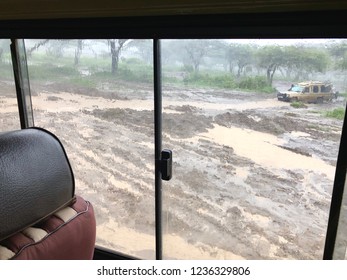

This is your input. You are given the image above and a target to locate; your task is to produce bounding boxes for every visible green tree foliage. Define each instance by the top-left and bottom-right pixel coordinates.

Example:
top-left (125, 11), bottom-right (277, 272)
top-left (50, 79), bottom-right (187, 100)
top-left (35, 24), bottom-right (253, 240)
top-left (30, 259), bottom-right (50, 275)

top-left (129, 39), bottom-right (153, 65)
top-left (282, 45), bottom-right (329, 79)
top-left (298, 47), bottom-right (329, 73)
top-left (257, 46), bottom-right (285, 86)
top-left (257, 45), bottom-right (330, 86)
top-left (329, 42), bottom-right (347, 70)
top-left (226, 43), bottom-right (254, 77)
top-left (183, 40), bottom-right (211, 73)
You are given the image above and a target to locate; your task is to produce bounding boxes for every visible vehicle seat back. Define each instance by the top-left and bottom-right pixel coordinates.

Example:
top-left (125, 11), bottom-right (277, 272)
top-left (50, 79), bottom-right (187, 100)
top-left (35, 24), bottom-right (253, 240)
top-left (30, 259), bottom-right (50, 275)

top-left (0, 127), bottom-right (96, 259)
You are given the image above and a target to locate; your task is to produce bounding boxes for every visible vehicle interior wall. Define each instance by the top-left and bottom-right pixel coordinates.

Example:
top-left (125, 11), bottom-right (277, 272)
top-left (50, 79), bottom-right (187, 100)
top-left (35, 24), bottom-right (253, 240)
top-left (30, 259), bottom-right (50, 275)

top-left (0, 0), bottom-right (346, 20)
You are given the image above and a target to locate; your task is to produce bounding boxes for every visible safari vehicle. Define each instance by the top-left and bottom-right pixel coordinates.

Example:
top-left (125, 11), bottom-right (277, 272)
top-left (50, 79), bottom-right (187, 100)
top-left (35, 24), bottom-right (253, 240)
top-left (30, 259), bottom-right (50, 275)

top-left (1, 0), bottom-right (347, 262)
top-left (277, 81), bottom-right (338, 103)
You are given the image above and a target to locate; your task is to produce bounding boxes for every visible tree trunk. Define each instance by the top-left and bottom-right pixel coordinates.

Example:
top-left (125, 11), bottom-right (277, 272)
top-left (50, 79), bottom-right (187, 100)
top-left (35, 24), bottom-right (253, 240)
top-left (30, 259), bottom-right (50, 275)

top-left (228, 61), bottom-right (233, 73)
top-left (109, 39), bottom-right (129, 75)
top-left (110, 40), bottom-right (117, 74)
top-left (269, 66), bottom-right (277, 86)
top-left (237, 63), bottom-right (245, 78)
top-left (266, 67), bottom-right (272, 86)
top-left (266, 64), bottom-right (277, 86)
top-left (194, 62), bottom-right (199, 73)
top-left (74, 40), bottom-right (83, 66)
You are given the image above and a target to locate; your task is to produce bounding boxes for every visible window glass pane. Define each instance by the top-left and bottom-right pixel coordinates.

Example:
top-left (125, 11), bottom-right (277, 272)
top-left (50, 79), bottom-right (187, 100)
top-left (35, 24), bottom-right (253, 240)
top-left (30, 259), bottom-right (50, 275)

top-left (26, 39), bottom-right (155, 259)
top-left (162, 39), bottom-right (346, 259)
top-left (0, 39), bottom-right (20, 131)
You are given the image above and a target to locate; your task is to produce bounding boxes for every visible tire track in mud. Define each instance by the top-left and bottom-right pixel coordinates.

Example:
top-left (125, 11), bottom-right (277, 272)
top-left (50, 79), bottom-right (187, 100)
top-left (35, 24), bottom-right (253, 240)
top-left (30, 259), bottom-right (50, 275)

top-left (164, 141), bottom-right (331, 258)
top-left (35, 111), bottom-right (156, 237)
top-left (160, 102), bottom-right (338, 259)
top-left (30, 90), bottom-right (344, 259)
top-left (162, 134), bottom-right (276, 258)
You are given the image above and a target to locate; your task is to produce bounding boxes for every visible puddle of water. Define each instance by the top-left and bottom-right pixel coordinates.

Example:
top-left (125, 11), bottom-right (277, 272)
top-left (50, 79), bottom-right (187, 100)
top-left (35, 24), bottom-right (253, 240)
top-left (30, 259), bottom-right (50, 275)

top-left (200, 124), bottom-right (335, 180)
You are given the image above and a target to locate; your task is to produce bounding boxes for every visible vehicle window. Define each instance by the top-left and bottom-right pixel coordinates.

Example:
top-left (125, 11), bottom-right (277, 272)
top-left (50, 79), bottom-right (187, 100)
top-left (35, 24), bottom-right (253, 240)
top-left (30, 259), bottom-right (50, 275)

top-left (162, 39), bottom-right (346, 259)
top-left (0, 39), bottom-right (20, 131)
top-left (304, 87), bottom-right (310, 93)
top-left (25, 39), bottom-right (156, 259)
top-left (313, 85), bottom-right (319, 93)
top-left (21, 38), bottom-right (347, 260)
top-left (291, 85), bottom-right (303, 92)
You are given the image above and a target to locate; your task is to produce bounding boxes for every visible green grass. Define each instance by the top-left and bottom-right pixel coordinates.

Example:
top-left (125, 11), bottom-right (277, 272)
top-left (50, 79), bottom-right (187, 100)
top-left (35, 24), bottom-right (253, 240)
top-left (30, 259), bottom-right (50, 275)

top-left (69, 77), bottom-right (97, 88)
top-left (290, 101), bottom-right (307, 108)
top-left (118, 64), bottom-right (153, 83)
top-left (28, 64), bottom-right (80, 81)
top-left (324, 108), bottom-right (345, 120)
top-left (0, 63), bottom-right (14, 79)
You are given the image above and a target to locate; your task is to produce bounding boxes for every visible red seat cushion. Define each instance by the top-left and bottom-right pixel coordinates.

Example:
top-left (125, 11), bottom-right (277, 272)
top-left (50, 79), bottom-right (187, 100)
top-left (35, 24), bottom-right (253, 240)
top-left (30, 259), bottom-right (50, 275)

top-left (0, 196), bottom-right (96, 260)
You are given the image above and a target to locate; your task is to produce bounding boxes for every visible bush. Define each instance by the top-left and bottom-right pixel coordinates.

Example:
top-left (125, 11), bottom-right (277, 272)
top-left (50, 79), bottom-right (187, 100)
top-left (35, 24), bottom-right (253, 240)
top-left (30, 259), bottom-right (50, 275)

top-left (213, 75), bottom-right (236, 89)
top-left (181, 73), bottom-right (277, 92)
top-left (183, 73), bottom-right (235, 89)
top-left (237, 76), bottom-right (274, 93)
top-left (117, 66), bottom-right (153, 83)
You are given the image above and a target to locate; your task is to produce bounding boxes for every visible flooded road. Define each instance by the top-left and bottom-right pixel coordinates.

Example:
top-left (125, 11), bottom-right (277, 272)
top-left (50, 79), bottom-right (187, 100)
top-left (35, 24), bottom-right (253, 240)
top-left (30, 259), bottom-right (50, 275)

top-left (2, 84), bottom-right (344, 259)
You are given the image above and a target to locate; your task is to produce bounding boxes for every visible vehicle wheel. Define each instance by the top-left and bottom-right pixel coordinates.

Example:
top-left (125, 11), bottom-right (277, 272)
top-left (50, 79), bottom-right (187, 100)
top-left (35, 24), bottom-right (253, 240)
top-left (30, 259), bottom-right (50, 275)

top-left (317, 97), bottom-right (323, 104)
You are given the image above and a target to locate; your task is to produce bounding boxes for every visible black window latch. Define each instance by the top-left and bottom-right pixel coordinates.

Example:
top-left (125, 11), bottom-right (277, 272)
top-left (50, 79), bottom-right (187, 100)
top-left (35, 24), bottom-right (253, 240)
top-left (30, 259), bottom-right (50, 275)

top-left (161, 149), bottom-right (172, 181)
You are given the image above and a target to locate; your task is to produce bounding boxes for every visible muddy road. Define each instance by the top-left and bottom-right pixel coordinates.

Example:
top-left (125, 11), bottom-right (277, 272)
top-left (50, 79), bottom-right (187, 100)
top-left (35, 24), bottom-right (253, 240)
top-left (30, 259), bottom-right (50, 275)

top-left (1, 81), bottom-right (345, 259)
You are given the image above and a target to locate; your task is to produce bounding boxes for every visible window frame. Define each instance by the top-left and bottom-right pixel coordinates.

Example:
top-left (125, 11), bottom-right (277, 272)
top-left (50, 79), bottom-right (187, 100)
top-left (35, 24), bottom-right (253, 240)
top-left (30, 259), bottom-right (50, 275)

top-left (4, 10), bottom-right (347, 260)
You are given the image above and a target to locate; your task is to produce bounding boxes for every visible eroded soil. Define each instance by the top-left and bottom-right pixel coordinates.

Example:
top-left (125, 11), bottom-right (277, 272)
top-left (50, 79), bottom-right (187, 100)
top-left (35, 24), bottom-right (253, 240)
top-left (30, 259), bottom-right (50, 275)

top-left (1, 80), bottom-right (345, 259)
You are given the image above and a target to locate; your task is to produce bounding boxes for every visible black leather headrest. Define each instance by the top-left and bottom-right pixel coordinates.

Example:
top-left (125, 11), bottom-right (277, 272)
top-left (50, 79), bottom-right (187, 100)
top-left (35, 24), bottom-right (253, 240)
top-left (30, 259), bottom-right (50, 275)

top-left (0, 127), bottom-right (75, 241)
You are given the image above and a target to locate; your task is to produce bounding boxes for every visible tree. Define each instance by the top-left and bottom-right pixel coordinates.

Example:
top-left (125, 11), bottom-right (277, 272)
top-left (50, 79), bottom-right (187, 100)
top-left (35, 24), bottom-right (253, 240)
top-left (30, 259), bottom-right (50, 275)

top-left (257, 45), bottom-right (329, 85)
top-left (329, 42), bottom-right (347, 70)
top-left (129, 39), bottom-right (153, 65)
top-left (280, 45), bottom-right (329, 80)
top-left (257, 46), bottom-right (285, 86)
top-left (26, 39), bottom-right (50, 57)
top-left (299, 47), bottom-right (329, 76)
top-left (183, 40), bottom-right (210, 73)
top-left (226, 43), bottom-right (254, 77)
top-left (108, 39), bottom-right (131, 75)
top-left (74, 40), bottom-right (83, 66)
